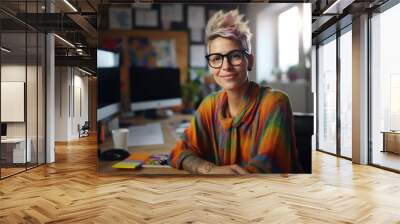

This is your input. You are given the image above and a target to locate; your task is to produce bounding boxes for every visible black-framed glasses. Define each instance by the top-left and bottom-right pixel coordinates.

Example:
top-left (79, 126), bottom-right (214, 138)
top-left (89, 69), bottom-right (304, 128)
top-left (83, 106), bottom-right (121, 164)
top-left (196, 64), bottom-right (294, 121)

top-left (205, 49), bottom-right (248, 68)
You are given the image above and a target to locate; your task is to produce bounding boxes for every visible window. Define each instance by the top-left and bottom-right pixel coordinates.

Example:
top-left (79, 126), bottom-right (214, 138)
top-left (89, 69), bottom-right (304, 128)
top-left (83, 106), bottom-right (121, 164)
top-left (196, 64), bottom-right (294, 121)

top-left (317, 37), bottom-right (337, 154)
top-left (256, 8), bottom-right (276, 82)
top-left (278, 7), bottom-right (299, 72)
top-left (371, 2), bottom-right (400, 171)
top-left (0, 1), bottom-right (47, 179)
top-left (339, 28), bottom-right (352, 158)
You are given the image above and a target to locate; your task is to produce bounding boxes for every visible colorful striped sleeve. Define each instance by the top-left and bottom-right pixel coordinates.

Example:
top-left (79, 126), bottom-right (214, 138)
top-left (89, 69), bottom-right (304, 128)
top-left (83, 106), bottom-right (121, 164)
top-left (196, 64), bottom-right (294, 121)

top-left (168, 95), bottom-right (215, 169)
top-left (244, 91), bottom-right (299, 173)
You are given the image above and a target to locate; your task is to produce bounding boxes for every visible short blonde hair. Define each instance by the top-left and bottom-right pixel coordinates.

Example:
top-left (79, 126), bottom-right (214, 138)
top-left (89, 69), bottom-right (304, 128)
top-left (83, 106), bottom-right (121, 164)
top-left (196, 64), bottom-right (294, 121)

top-left (205, 9), bottom-right (252, 53)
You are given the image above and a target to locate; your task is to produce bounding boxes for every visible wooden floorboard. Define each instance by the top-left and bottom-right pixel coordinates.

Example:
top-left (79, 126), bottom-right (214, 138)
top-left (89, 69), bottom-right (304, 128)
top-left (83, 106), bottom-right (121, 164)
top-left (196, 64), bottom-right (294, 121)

top-left (1, 135), bottom-right (400, 223)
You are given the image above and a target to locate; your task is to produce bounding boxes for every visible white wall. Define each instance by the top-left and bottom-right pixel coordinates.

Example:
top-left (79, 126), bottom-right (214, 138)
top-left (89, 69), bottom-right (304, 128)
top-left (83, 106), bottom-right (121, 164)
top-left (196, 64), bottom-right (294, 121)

top-left (55, 67), bottom-right (89, 141)
top-left (1, 64), bottom-right (46, 164)
top-left (268, 81), bottom-right (311, 113)
top-left (72, 72), bottom-right (89, 138)
top-left (55, 67), bottom-right (69, 141)
top-left (1, 65), bottom-right (37, 136)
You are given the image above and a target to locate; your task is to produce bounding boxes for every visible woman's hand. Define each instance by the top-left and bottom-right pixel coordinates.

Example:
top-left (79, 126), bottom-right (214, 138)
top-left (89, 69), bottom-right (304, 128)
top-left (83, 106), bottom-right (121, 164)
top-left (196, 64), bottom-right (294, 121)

top-left (182, 156), bottom-right (249, 174)
top-left (199, 164), bottom-right (249, 174)
top-left (229, 164), bottom-right (249, 174)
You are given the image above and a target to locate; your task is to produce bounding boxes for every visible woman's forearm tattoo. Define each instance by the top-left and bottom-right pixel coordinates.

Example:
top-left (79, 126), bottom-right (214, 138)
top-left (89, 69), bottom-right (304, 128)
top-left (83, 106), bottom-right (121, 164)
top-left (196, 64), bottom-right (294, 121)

top-left (182, 156), bottom-right (214, 174)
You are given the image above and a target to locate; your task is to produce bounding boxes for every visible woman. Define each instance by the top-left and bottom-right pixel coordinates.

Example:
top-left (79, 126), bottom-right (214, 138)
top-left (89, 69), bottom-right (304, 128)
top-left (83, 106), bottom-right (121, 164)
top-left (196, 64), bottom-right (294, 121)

top-left (169, 9), bottom-right (300, 174)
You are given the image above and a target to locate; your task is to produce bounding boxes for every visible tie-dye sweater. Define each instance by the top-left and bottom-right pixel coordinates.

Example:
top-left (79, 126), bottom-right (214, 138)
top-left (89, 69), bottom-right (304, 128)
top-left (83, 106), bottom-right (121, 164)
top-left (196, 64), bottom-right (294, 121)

top-left (169, 81), bottom-right (300, 173)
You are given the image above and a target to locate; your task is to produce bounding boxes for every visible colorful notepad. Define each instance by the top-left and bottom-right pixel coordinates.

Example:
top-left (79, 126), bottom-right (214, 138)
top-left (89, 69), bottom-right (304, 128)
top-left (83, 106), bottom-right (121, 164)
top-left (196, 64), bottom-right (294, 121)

top-left (112, 153), bottom-right (169, 169)
top-left (127, 152), bottom-right (150, 161)
top-left (145, 154), bottom-right (169, 166)
top-left (112, 159), bottom-right (143, 169)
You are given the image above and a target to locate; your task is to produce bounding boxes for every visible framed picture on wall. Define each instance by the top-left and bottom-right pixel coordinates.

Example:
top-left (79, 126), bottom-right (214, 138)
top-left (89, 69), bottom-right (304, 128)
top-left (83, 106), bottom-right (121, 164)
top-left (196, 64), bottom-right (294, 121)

top-left (1, 81), bottom-right (25, 122)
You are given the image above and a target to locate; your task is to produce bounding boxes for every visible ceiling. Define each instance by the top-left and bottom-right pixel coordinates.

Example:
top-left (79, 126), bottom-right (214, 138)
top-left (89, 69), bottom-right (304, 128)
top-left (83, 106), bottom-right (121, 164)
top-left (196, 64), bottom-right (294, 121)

top-left (0, 0), bottom-right (393, 71)
top-left (311, 0), bottom-right (389, 43)
top-left (0, 0), bottom-right (102, 71)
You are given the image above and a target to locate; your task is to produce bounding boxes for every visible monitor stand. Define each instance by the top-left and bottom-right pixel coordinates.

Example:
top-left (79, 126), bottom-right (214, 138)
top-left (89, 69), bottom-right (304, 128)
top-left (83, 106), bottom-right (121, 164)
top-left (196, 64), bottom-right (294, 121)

top-left (144, 109), bottom-right (173, 119)
top-left (143, 109), bottom-right (157, 119)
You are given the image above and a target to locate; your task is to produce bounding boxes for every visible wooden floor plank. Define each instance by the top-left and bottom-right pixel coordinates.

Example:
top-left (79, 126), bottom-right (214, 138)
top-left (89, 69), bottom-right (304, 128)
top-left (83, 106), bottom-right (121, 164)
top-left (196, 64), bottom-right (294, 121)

top-left (0, 135), bottom-right (399, 223)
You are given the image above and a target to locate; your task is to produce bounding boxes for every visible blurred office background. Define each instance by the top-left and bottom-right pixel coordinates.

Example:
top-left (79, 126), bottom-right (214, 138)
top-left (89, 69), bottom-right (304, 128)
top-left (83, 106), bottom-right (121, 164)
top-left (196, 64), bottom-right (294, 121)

top-left (96, 3), bottom-right (313, 173)
top-left (2, 0), bottom-right (399, 178)
top-left (97, 3), bottom-right (312, 115)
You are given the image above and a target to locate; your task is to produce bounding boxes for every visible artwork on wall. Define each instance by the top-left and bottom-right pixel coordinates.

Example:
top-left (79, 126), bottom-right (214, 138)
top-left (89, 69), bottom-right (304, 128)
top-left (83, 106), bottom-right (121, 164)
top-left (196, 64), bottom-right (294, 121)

top-left (1, 82), bottom-right (25, 122)
top-left (161, 4), bottom-right (183, 23)
top-left (101, 37), bottom-right (123, 51)
top-left (152, 40), bottom-right (177, 67)
top-left (128, 37), bottom-right (157, 67)
top-left (190, 28), bottom-right (203, 42)
top-left (109, 7), bottom-right (132, 29)
top-left (135, 9), bottom-right (158, 27)
top-left (128, 37), bottom-right (177, 67)
top-left (187, 6), bottom-right (205, 29)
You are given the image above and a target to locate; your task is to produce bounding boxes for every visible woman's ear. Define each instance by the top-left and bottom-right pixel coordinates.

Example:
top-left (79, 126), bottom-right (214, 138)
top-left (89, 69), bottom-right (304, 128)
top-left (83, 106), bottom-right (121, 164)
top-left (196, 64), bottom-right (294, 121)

top-left (247, 53), bottom-right (254, 71)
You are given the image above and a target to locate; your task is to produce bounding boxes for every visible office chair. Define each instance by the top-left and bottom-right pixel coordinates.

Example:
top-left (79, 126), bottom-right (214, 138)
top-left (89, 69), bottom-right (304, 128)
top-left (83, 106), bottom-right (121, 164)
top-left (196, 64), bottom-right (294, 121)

top-left (78, 121), bottom-right (90, 138)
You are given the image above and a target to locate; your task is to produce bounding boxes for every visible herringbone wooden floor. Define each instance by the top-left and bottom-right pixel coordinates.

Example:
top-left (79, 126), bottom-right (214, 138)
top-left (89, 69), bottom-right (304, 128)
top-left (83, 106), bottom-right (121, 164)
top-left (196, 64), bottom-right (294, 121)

top-left (1, 135), bottom-right (400, 223)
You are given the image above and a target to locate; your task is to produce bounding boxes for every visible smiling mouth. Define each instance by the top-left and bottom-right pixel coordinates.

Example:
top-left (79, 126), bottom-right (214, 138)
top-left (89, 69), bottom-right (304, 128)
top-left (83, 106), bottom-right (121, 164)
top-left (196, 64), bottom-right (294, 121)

top-left (220, 74), bottom-right (236, 78)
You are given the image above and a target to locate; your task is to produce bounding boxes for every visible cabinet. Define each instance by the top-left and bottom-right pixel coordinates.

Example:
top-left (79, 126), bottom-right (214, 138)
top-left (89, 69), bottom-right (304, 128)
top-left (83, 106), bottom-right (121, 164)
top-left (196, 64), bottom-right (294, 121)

top-left (1, 138), bottom-right (32, 164)
top-left (382, 131), bottom-right (400, 154)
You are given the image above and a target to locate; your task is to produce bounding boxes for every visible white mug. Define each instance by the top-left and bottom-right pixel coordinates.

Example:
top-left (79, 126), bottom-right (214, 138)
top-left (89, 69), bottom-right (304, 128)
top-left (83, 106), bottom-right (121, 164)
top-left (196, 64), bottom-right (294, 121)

top-left (111, 128), bottom-right (129, 150)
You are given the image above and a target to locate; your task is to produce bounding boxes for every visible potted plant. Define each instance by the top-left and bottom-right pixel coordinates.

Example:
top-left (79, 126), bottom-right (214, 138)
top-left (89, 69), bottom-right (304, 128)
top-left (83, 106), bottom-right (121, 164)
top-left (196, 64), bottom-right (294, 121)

top-left (181, 69), bottom-right (207, 114)
top-left (287, 64), bottom-right (309, 82)
top-left (271, 67), bottom-right (282, 82)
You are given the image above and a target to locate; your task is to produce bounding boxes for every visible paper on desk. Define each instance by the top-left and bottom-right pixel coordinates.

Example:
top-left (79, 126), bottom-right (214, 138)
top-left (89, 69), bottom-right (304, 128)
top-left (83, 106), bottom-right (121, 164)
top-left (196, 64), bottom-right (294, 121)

top-left (128, 123), bottom-right (164, 146)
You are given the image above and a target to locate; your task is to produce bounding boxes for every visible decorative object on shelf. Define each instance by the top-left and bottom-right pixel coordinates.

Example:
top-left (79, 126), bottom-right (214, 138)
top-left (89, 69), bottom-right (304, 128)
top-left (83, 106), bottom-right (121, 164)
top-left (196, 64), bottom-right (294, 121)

top-left (271, 67), bottom-right (283, 82)
top-left (287, 64), bottom-right (310, 82)
top-left (381, 131), bottom-right (400, 154)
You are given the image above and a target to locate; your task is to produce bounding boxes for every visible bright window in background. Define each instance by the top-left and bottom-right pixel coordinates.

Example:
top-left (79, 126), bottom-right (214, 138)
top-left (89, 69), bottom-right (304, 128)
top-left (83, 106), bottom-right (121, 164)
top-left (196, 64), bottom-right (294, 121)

top-left (256, 8), bottom-right (276, 82)
top-left (317, 37), bottom-right (337, 155)
top-left (371, 2), bottom-right (400, 171)
top-left (97, 49), bottom-right (120, 68)
top-left (339, 28), bottom-right (352, 158)
top-left (312, 45), bottom-right (317, 150)
top-left (390, 74), bottom-right (400, 130)
top-left (302, 3), bottom-right (312, 64)
top-left (278, 6), bottom-right (299, 72)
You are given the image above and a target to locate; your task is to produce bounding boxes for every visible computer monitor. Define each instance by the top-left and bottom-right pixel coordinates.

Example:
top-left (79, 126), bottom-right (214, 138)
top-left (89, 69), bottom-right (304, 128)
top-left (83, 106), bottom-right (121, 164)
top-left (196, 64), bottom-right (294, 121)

top-left (97, 49), bottom-right (120, 68)
top-left (1, 123), bottom-right (7, 138)
top-left (130, 66), bottom-right (182, 111)
top-left (97, 67), bottom-right (121, 121)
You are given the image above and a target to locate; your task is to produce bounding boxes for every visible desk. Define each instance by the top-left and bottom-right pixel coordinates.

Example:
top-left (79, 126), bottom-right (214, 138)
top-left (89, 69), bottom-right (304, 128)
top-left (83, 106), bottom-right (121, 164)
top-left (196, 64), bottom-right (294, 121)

top-left (98, 114), bottom-right (190, 175)
top-left (1, 138), bottom-right (32, 163)
top-left (381, 131), bottom-right (400, 154)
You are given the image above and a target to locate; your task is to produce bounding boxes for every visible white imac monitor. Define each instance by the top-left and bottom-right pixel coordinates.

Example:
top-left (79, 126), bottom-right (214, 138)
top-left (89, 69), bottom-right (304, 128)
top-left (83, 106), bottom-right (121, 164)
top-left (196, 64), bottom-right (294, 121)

top-left (130, 66), bottom-right (182, 111)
